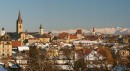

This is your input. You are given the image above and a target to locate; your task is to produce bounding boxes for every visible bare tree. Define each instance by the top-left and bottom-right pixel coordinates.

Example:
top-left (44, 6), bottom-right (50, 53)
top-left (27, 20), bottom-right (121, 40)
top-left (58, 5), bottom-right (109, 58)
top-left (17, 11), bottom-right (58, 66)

top-left (26, 46), bottom-right (61, 71)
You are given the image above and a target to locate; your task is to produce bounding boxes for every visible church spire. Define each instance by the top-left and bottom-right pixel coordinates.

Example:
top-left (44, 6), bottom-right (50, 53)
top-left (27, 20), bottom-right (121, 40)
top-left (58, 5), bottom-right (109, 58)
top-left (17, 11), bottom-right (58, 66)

top-left (92, 27), bottom-right (96, 36)
top-left (93, 27), bottom-right (95, 32)
top-left (18, 10), bottom-right (22, 22)
top-left (16, 10), bottom-right (23, 34)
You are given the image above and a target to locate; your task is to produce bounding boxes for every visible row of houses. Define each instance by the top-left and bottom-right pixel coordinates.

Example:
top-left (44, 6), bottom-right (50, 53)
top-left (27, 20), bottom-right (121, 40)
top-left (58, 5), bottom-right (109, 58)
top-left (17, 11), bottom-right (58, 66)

top-left (0, 27), bottom-right (130, 70)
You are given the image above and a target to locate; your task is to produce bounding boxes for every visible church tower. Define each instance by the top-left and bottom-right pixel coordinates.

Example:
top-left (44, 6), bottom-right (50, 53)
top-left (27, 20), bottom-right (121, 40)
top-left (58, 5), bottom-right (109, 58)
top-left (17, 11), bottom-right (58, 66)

top-left (1, 27), bottom-right (5, 36)
top-left (39, 24), bottom-right (44, 35)
top-left (92, 27), bottom-right (96, 36)
top-left (16, 11), bottom-right (23, 34)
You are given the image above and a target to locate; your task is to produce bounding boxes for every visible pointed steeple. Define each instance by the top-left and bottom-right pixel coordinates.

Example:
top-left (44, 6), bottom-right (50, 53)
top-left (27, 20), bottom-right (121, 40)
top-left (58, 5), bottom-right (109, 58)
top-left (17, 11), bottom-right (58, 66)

top-left (92, 27), bottom-right (96, 36)
top-left (17, 10), bottom-right (22, 22)
top-left (93, 27), bottom-right (95, 32)
top-left (18, 10), bottom-right (21, 17)
top-left (16, 10), bottom-right (23, 34)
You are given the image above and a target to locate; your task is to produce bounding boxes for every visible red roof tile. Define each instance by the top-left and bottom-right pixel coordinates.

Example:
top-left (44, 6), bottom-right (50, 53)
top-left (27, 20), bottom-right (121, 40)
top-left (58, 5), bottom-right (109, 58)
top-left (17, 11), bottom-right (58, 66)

top-left (12, 41), bottom-right (21, 48)
top-left (76, 29), bottom-right (82, 34)
top-left (69, 34), bottom-right (77, 39)
top-left (58, 32), bottom-right (69, 39)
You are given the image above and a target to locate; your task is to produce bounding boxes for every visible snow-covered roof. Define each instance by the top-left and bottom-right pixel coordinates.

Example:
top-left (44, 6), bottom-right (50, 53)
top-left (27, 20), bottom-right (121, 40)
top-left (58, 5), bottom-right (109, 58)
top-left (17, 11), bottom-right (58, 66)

top-left (61, 43), bottom-right (72, 47)
top-left (73, 40), bottom-right (98, 44)
top-left (12, 51), bottom-right (17, 54)
top-left (0, 62), bottom-right (4, 65)
top-left (18, 46), bottom-right (29, 51)
top-left (56, 65), bottom-right (73, 70)
top-left (8, 62), bottom-right (19, 68)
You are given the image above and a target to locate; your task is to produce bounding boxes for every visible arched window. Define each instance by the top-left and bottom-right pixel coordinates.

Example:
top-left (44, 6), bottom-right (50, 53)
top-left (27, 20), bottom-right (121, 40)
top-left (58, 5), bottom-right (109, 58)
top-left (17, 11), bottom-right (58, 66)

top-left (20, 25), bottom-right (21, 28)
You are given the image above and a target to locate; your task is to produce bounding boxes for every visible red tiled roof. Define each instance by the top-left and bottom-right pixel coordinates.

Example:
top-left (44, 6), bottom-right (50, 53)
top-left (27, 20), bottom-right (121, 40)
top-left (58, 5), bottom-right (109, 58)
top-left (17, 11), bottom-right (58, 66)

top-left (58, 32), bottom-right (69, 39)
top-left (12, 41), bottom-right (21, 48)
top-left (69, 34), bottom-right (77, 39)
top-left (76, 29), bottom-right (82, 34)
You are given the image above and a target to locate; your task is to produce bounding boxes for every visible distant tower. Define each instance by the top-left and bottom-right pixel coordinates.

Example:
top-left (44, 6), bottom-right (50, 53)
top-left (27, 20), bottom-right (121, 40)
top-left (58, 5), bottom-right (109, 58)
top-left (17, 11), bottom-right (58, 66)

top-left (92, 27), bottom-right (96, 35)
top-left (39, 24), bottom-right (44, 35)
top-left (16, 11), bottom-right (23, 34)
top-left (1, 27), bottom-right (5, 36)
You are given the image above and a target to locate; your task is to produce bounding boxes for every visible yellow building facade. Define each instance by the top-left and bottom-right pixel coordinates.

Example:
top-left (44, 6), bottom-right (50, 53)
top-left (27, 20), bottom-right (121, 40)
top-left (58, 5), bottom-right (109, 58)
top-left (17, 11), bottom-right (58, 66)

top-left (0, 41), bottom-right (12, 58)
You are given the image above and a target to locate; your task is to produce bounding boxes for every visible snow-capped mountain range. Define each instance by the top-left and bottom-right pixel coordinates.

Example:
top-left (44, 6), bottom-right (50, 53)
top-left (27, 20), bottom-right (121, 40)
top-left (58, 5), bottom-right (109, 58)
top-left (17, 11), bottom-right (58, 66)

top-left (51, 27), bottom-right (130, 35)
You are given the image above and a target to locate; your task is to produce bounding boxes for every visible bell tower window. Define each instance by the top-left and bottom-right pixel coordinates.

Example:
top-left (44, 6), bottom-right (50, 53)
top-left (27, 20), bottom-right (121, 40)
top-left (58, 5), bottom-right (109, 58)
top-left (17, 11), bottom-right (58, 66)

top-left (20, 25), bottom-right (21, 28)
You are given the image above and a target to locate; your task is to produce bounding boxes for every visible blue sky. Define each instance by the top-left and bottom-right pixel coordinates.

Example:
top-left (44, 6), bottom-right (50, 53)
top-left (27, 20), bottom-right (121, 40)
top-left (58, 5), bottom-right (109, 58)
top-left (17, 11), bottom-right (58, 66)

top-left (0, 0), bottom-right (130, 32)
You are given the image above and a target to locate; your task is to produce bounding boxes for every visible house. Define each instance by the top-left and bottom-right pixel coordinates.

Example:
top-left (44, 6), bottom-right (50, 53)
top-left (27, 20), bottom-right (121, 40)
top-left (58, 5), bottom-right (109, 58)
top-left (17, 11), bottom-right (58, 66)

top-left (39, 33), bottom-right (50, 43)
top-left (28, 38), bottom-right (40, 44)
top-left (16, 56), bottom-right (28, 69)
top-left (75, 47), bottom-right (105, 62)
top-left (85, 50), bottom-right (98, 60)
top-left (57, 32), bottom-right (78, 43)
top-left (12, 41), bottom-right (22, 56)
top-left (57, 32), bottom-right (69, 43)
top-left (0, 41), bottom-right (12, 58)
top-left (17, 46), bottom-right (29, 52)
top-left (12, 41), bottom-right (22, 48)
top-left (18, 32), bottom-right (28, 44)
top-left (75, 29), bottom-right (84, 39)
top-left (47, 48), bottom-right (59, 59)
top-left (68, 34), bottom-right (77, 42)
top-left (8, 61), bottom-right (20, 71)
top-left (111, 63), bottom-right (128, 71)
top-left (119, 49), bottom-right (130, 57)
top-left (73, 40), bottom-right (98, 46)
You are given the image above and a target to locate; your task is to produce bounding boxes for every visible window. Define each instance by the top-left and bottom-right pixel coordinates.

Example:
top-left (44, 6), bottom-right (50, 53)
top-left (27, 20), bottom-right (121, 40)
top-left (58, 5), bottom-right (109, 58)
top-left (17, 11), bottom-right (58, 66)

top-left (20, 25), bottom-right (21, 28)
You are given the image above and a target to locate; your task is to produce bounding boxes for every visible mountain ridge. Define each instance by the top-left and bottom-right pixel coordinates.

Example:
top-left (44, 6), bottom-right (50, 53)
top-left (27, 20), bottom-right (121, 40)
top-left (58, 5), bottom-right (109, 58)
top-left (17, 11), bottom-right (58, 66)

top-left (51, 27), bottom-right (130, 35)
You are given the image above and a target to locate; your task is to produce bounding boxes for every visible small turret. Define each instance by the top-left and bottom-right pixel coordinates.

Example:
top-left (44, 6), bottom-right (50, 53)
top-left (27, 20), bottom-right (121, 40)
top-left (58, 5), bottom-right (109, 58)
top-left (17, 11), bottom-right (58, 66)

top-left (92, 27), bottom-right (96, 36)
top-left (1, 27), bottom-right (6, 36)
top-left (39, 24), bottom-right (44, 35)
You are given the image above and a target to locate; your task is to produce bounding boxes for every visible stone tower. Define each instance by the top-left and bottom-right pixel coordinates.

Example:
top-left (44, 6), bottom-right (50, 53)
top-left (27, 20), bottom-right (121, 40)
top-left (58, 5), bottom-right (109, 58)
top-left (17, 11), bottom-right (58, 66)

top-left (16, 11), bottom-right (23, 34)
top-left (92, 27), bottom-right (96, 36)
top-left (39, 24), bottom-right (44, 35)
